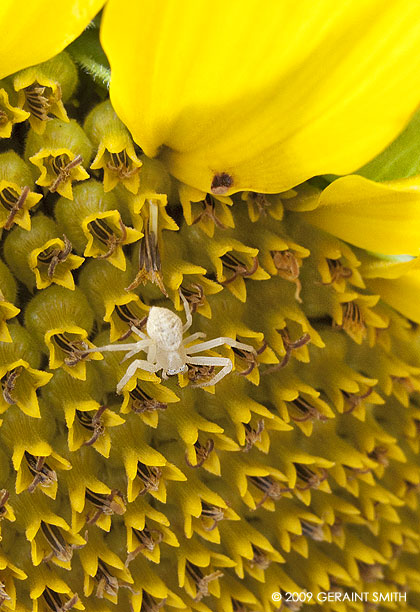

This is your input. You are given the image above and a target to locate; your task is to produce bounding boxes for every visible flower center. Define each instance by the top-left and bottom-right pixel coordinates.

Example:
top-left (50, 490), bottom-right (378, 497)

top-left (106, 150), bottom-right (139, 179)
top-left (185, 438), bottom-right (214, 468)
top-left (220, 252), bottom-right (258, 285)
top-left (76, 405), bottom-right (107, 446)
top-left (127, 218), bottom-right (167, 295)
top-left (87, 216), bottom-right (127, 259)
top-left (23, 82), bottom-right (54, 121)
top-left (0, 185), bottom-right (30, 230)
top-left (37, 235), bottom-right (72, 278)
top-left (137, 462), bottom-right (162, 493)
top-left (128, 385), bottom-right (167, 413)
top-left (25, 452), bottom-right (57, 492)
top-left (48, 154), bottom-right (83, 193)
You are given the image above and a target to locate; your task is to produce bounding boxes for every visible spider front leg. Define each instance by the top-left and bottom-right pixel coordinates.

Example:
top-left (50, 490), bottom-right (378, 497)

top-left (84, 339), bottom-right (150, 354)
top-left (182, 332), bottom-right (206, 346)
top-left (179, 289), bottom-right (193, 332)
top-left (185, 337), bottom-right (257, 355)
top-left (130, 324), bottom-right (148, 340)
top-left (116, 359), bottom-right (160, 394)
top-left (187, 355), bottom-right (232, 387)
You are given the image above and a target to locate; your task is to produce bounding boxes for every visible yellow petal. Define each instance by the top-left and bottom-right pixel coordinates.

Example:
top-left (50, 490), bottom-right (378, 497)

top-left (367, 270), bottom-right (420, 324)
top-left (0, 0), bottom-right (104, 80)
top-left (103, 0), bottom-right (420, 194)
top-left (300, 175), bottom-right (420, 255)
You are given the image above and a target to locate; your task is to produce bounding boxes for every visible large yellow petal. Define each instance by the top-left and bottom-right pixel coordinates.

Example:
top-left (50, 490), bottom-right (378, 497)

top-left (299, 175), bottom-right (420, 255)
top-left (0, 0), bottom-right (104, 80)
top-left (102, 0), bottom-right (420, 194)
top-left (367, 271), bottom-right (420, 324)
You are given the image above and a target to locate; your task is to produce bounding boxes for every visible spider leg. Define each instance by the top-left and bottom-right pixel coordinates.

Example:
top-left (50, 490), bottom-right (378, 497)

top-left (148, 343), bottom-right (157, 363)
top-left (179, 289), bottom-right (193, 332)
top-left (187, 355), bottom-right (232, 387)
top-left (182, 332), bottom-right (206, 346)
top-left (116, 359), bottom-right (160, 394)
top-left (120, 340), bottom-right (150, 362)
top-left (83, 340), bottom-right (149, 354)
top-left (130, 324), bottom-right (148, 339)
top-left (186, 337), bottom-right (256, 355)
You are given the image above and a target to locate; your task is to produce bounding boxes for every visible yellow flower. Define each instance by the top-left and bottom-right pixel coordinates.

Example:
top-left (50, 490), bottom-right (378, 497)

top-left (0, 87), bottom-right (29, 138)
top-left (3, 2), bottom-right (420, 612)
top-left (81, 210), bottom-right (142, 271)
top-left (29, 237), bottom-right (84, 290)
top-left (84, 100), bottom-right (143, 194)
top-left (101, 0), bottom-right (420, 194)
top-left (296, 174), bottom-right (420, 255)
top-left (0, 0), bottom-right (105, 79)
top-left (12, 52), bottom-right (78, 134)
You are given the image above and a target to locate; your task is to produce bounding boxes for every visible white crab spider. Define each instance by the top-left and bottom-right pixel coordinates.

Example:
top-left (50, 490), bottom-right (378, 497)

top-left (87, 293), bottom-right (257, 394)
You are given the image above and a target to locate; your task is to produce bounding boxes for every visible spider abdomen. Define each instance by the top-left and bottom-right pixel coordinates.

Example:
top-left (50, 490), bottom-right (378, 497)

top-left (146, 306), bottom-right (183, 350)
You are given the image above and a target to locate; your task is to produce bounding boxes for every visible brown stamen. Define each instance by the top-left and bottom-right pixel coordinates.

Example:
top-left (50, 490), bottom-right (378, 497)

top-left (36, 234), bottom-right (73, 278)
top-left (2, 185), bottom-right (31, 230)
top-left (211, 172), bottom-right (233, 195)
top-left (192, 194), bottom-right (227, 229)
top-left (243, 420), bottom-right (264, 452)
top-left (342, 387), bottom-right (373, 414)
top-left (289, 396), bottom-right (328, 423)
top-left (0, 582), bottom-right (10, 605)
top-left (95, 560), bottom-right (120, 598)
top-left (248, 545), bottom-right (271, 570)
top-left (185, 561), bottom-right (224, 601)
top-left (140, 593), bottom-right (167, 611)
top-left (53, 332), bottom-right (89, 366)
top-left (324, 258), bottom-right (353, 284)
top-left (185, 438), bottom-right (214, 468)
top-left (249, 475), bottom-right (292, 508)
top-left (187, 364), bottom-right (215, 384)
top-left (232, 345), bottom-right (258, 376)
top-left (200, 502), bottom-right (225, 532)
top-left (126, 526), bottom-right (163, 566)
top-left (89, 217), bottom-right (127, 260)
top-left (137, 462), bottom-right (162, 495)
top-left (271, 250), bottom-right (302, 302)
top-left (106, 150), bottom-right (140, 179)
top-left (1, 366), bottom-right (22, 405)
top-left (23, 82), bottom-right (54, 122)
top-left (41, 521), bottom-right (74, 563)
top-left (126, 218), bottom-right (168, 296)
top-left (368, 446), bottom-right (389, 467)
top-left (346, 465), bottom-right (372, 478)
top-left (129, 384), bottom-right (167, 414)
top-left (357, 561), bottom-right (384, 582)
top-left (77, 405), bottom-right (107, 447)
top-left (220, 253), bottom-right (259, 286)
top-left (294, 463), bottom-right (328, 491)
top-left (49, 154), bottom-right (83, 193)
top-left (300, 519), bottom-right (324, 541)
top-left (26, 453), bottom-right (57, 493)
top-left (249, 192), bottom-right (271, 216)
top-left (86, 488), bottom-right (125, 525)
top-left (264, 330), bottom-right (311, 373)
top-left (337, 301), bottom-right (366, 339)
top-left (180, 283), bottom-right (205, 314)
top-left (116, 306), bottom-right (147, 340)
top-left (43, 588), bottom-right (79, 612)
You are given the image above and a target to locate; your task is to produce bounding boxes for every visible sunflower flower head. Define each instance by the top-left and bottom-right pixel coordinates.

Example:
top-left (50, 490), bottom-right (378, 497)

top-left (1, 2), bottom-right (420, 611)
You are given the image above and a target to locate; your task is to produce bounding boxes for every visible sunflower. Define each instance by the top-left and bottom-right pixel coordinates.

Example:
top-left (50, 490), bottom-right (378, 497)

top-left (1, 1), bottom-right (420, 611)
